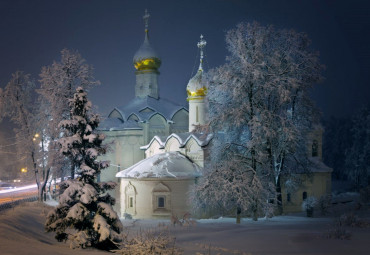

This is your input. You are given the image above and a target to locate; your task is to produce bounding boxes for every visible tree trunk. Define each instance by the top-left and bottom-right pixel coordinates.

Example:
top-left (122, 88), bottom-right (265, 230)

top-left (71, 162), bottom-right (75, 179)
top-left (252, 206), bottom-right (258, 221)
top-left (236, 206), bottom-right (241, 224)
top-left (35, 167), bottom-right (51, 202)
top-left (276, 175), bottom-right (283, 215)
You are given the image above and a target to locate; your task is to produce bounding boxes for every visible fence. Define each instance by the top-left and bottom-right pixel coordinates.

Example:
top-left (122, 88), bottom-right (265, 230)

top-left (0, 196), bottom-right (38, 211)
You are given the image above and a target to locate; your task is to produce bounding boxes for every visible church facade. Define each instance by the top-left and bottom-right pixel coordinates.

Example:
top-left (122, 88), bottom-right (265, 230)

top-left (98, 10), bottom-right (189, 213)
top-left (101, 11), bottom-right (332, 218)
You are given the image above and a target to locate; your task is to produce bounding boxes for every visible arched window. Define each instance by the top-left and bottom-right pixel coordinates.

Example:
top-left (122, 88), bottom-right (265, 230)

top-left (312, 140), bottom-right (318, 157)
top-left (303, 191), bottom-right (307, 200)
top-left (125, 182), bottom-right (137, 216)
top-left (152, 182), bottom-right (171, 216)
top-left (196, 106), bottom-right (199, 122)
top-left (157, 196), bottom-right (165, 208)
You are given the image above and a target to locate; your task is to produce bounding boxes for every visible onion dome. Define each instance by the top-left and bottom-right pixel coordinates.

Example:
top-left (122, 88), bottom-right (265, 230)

top-left (187, 35), bottom-right (207, 100)
top-left (133, 10), bottom-right (161, 71)
top-left (186, 69), bottom-right (207, 98)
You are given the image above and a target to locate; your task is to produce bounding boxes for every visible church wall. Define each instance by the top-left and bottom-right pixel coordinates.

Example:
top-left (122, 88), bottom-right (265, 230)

top-left (145, 139), bottom-right (164, 158)
top-left (307, 127), bottom-right (324, 160)
top-left (281, 172), bottom-right (332, 213)
top-left (185, 138), bottom-right (204, 167)
top-left (102, 117), bottom-right (189, 216)
top-left (120, 178), bottom-right (196, 219)
top-left (164, 137), bottom-right (181, 152)
top-left (171, 109), bottom-right (189, 133)
top-left (188, 98), bottom-right (206, 132)
top-left (148, 114), bottom-right (168, 144)
top-left (135, 70), bottom-right (159, 99)
top-left (100, 129), bottom-right (145, 213)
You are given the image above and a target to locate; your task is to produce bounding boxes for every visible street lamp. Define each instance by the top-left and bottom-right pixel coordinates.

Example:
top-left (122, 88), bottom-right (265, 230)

top-left (21, 167), bottom-right (27, 173)
top-left (33, 133), bottom-right (40, 141)
top-left (33, 132), bottom-right (46, 179)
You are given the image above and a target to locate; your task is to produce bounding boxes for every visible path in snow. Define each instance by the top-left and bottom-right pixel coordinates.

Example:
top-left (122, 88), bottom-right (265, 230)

top-left (0, 201), bottom-right (369, 254)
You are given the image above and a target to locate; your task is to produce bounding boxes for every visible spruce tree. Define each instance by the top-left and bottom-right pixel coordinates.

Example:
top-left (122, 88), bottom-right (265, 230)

top-left (45, 87), bottom-right (123, 250)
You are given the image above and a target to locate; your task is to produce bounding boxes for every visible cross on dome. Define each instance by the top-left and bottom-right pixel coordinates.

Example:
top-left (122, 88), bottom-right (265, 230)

top-left (197, 34), bottom-right (207, 71)
top-left (143, 9), bottom-right (150, 32)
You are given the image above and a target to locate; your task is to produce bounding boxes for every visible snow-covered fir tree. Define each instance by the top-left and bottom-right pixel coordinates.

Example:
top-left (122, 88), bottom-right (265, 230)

top-left (45, 87), bottom-right (123, 250)
top-left (38, 49), bottom-right (100, 179)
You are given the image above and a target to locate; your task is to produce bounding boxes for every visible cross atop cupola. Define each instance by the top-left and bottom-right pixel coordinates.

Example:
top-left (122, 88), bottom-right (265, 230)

top-left (143, 9), bottom-right (150, 33)
top-left (197, 34), bottom-right (207, 71)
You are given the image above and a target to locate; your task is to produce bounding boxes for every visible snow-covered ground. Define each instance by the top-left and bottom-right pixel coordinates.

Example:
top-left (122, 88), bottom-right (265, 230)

top-left (0, 201), bottom-right (369, 255)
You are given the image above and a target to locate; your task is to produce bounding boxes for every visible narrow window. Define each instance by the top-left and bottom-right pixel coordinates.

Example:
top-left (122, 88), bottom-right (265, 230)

top-left (303, 191), bottom-right (307, 200)
top-left (158, 196), bottom-right (165, 208)
top-left (312, 140), bottom-right (318, 157)
top-left (129, 196), bottom-right (133, 208)
top-left (196, 106), bottom-right (199, 122)
top-left (287, 193), bottom-right (291, 202)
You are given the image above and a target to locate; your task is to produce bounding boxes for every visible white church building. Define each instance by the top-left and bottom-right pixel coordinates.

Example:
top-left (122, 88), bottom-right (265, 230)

top-left (98, 10), bottom-right (209, 218)
top-left (99, 11), bottom-right (332, 219)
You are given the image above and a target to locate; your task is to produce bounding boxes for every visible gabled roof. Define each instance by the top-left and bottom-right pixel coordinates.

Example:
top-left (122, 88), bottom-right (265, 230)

top-left (116, 151), bottom-right (202, 179)
top-left (309, 157), bottom-right (333, 173)
top-left (141, 132), bottom-right (213, 150)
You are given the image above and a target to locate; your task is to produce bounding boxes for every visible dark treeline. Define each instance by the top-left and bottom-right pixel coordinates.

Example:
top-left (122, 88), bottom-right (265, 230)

top-left (323, 106), bottom-right (370, 191)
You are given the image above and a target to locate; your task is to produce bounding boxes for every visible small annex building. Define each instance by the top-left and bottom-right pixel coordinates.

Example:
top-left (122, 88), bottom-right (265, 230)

top-left (116, 151), bottom-right (202, 219)
top-left (116, 133), bottom-right (212, 218)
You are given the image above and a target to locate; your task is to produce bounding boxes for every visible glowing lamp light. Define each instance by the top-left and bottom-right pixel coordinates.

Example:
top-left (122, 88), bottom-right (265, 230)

top-left (21, 167), bottom-right (27, 173)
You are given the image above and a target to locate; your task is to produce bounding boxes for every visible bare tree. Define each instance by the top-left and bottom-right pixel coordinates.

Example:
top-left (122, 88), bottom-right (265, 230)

top-left (194, 22), bottom-right (324, 218)
top-left (0, 71), bottom-right (50, 200)
top-left (38, 48), bottom-right (100, 179)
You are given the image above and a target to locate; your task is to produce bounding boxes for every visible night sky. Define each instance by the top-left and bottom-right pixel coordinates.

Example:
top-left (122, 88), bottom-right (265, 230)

top-left (0, 0), bottom-right (370, 125)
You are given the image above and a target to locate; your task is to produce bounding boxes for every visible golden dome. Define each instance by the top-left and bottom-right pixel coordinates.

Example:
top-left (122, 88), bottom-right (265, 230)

top-left (134, 57), bottom-right (161, 71)
top-left (133, 31), bottom-right (161, 71)
top-left (133, 10), bottom-right (161, 71)
top-left (187, 35), bottom-right (207, 101)
top-left (186, 69), bottom-right (207, 100)
top-left (187, 87), bottom-right (207, 98)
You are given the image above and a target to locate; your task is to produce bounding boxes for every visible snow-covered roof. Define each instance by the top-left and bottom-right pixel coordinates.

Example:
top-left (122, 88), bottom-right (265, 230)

top-left (114, 96), bottom-right (187, 122)
top-left (98, 118), bottom-right (142, 131)
top-left (309, 157), bottom-right (333, 173)
top-left (141, 132), bottom-right (213, 150)
top-left (116, 151), bottom-right (202, 179)
top-left (99, 96), bottom-right (187, 131)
